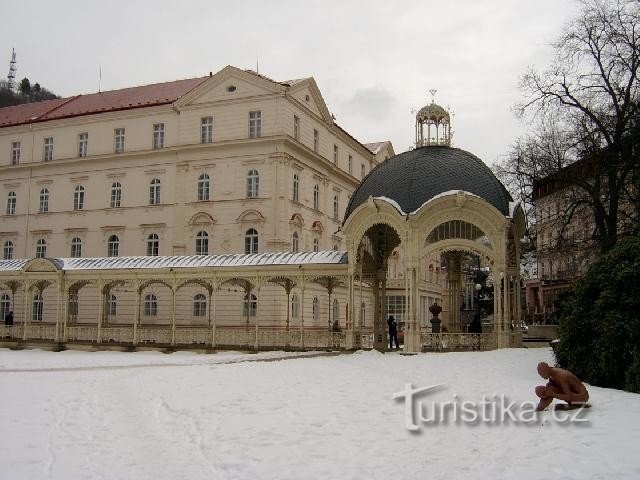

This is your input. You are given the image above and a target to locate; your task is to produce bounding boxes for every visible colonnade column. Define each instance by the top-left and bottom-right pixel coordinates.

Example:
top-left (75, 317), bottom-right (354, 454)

top-left (170, 285), bottom-right (177, 346)
top-left (55, 279), bottom-right (64, 343)
top-left (96, 281), bottom-right (104, 344)
top-left (300, 279), bottom-right (305, 350)
top-left (346, 273), bottom-right (356, 349)
top-left (22, 282), bottom-right (30, 340)
top-left (254, 283), bottom-right (261, 350)
top-left (209, 285), bottom-right (216, 348)
top-left (133, 287), bottom-right (141, 345)
top-left (62, 287), bottom-right (70, 342)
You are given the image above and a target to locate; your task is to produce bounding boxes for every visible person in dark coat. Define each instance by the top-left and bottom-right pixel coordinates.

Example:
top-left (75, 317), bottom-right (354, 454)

top-left (4, 311), bottom-right (13, 326)
top-left (469, 313), bottom-right (482, 350)
top-left (387, 315), bottom-right (399, 349)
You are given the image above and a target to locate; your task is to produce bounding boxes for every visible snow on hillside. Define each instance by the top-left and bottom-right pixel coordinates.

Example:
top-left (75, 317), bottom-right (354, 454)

top-left (0, 347), bottom-right (638, 480)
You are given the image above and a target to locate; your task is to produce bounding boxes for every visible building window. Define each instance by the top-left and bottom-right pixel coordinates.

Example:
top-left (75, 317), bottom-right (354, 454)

top-left (292, 173), bottom-right (299, 202)
top-left (70, 237), bottom-right (82, 258)
top-left (246, 169), bottom-right (259, 198)
top-left (144, 293), bottom-right (158, 316)
top-left (292, 231), bottom-right (299, 253)
top-left (32, 293), bottom-right (43, 321)
top-left (146, 233), bottom-right (159, 256)
top-left (114, 128), bottom-right (125, 153)
top-left (0, 294), bottom-right (10, 321)
top-left (333, 299), bottom-right (340, 325)
top-left (153, 123), bottom-right (165, 149)
top-left (313, 185), bottom-right (320, 210)
top-left (69, 293), bottom-right (79, 319)
top-left (293, 115), bottom-right (300, 140)
top-left (195, 231), bottom-right (209, 255)
top-left (313, 129), bottom-right (319, 153)
top-left (243, 293), bottom-right (257, 317)
top-left (73, 185), bottom-right (85, 210)
top-left (107, 235), bottom-right (119, 257)
top-left (245, 228), bottom-right (258, 254)
top-left (43, 137), bottom-right (53, 161)
top-left (333, 194), bottom-right (339, 220)
top-left (36, 238), bottom-right (47, 258)
top-left (108, 294), bottom-right (117, 316)
top-left (386, 295), bottom-right (407, 323)
top-left (6, 191), bottom-right (16, 215)
top-left (312, 297), bottom-right (319, 322)
top-left (39, 188), bottom-right (49, 213)
top-left (291, 294), bottom-right (300, 320)
top-left (333, 244), bottom-right (338, 251)
top-left (78, 132), bottom-right (88, 157)
top-left (3, 241), bottom-right (14, 260)
top-left (348, 155), bottom-right (353, 175)
top-left (313, 238), bottom-right (319, 252)
top-left (201, 116), bottom-right (213, 143)
top-left (249, 111), bottom-right (261, 138)
top-left (11, 141), bottom-right (20, 165)
top-left (361, 163), bottom-right (366, 179)
top-left (360, 302), bottom-right (366, 326)
top-left (149, 178), bottom-right (161, 205)
top-left (193, 294), bottom-right (207, 317)
top-left (110, 182), bottom-right (122, 208)
top-left (333, 144), bottom-right (338, 164)
top-left (197, 173), bottom-right (210, 201)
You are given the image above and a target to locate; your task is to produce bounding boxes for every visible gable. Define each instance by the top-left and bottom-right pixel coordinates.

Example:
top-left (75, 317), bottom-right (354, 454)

top-left (288, 79), bottom-right (333, 124)
top-left (176, 66), bottom-right (285, 108)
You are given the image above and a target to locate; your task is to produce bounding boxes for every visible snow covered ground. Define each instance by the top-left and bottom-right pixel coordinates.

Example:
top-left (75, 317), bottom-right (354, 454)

top-left (1, 347), bottom-right (638, 480)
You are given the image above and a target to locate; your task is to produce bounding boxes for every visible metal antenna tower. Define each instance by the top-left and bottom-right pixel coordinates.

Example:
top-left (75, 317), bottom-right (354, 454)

top-left (7, 48), bottom-right (17, 91)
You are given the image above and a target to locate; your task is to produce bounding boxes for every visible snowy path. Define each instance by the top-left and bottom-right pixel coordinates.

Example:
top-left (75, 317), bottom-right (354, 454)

top-left (0, 348), bottom-right (638, 479)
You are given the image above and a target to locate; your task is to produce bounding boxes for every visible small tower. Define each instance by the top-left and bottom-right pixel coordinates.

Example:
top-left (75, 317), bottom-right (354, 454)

top-left (7, 48), bottom-right (17, 91)
top-left (415, 89), bottom-right (452, 147)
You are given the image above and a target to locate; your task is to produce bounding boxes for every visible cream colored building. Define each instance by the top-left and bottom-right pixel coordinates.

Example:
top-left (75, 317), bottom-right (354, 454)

top-left (0, 77), bottom-right (522, 352)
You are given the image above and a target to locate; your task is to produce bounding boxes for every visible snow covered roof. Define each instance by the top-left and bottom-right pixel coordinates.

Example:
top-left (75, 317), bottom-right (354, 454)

top-left (0, 251), bottom-right (348, 272)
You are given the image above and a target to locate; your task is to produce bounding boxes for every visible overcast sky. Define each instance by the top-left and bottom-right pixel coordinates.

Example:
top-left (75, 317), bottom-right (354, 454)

top-left (1, 0), bottom-right (578, 165)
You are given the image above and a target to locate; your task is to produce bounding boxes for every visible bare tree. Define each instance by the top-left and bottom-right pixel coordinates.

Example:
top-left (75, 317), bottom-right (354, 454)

top-left (498, 0), bottom-right (639, 254)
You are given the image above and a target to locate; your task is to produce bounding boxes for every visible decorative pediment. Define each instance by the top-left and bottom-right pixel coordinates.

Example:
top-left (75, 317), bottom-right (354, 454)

top-left (236, 209), bottom-right (265, 224)
top-left (175, 66), bottom-right (285, 108)
top-left (22, 257), bottom-right (62, 273)
top-left (311, 221), bottom-right (324, 233)
top-left (287, 78), bottom-right (334, 124)
top-left (289, 213), bottom-right (305, 228)
top-left (189, 212), bottom-right (216, 227)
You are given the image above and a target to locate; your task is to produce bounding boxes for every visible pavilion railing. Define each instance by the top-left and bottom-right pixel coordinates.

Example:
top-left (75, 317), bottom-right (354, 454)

top-left (421, 332), bottom-right (498, 351)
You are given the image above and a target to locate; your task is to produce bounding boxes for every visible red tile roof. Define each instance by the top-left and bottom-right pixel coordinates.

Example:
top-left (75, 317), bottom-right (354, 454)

top-left (0, 76), bottom-right (208, 128)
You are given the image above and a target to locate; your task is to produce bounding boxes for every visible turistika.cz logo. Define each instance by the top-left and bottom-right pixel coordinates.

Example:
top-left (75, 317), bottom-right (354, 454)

top-left (392, 383), bottom-right (590, 431)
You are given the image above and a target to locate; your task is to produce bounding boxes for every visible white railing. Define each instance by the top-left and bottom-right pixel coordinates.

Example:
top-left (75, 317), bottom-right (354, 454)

top-left (138, 327), bottom-right (172, 344)
top-left (101, 326), bottom-right (134, 343)
top-left (0, 325), bottom-right (22, 339)
top-left (24, 324), bottom-right (57, 340)
top-left (421, 333), bottom-right (498, 351)
top-left (66, 326), bottom-right (98, 342)
top-left (174, 327), bottom-right (209, 345)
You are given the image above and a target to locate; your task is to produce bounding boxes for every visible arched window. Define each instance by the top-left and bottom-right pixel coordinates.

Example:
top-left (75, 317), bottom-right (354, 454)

top-left (292, 173), bottom-right (299, 202)
top-left (291, 294), bottom-right (300, 319)
top-left (147, 233), bottom-right (159, 256)
top-left (107, 235), bottom-right (119, 257)
top-left (0, 294), bottom-right (10, 321)
top-left (313, 238), bottom-right (319, 252)
top-left (3, 241), bottom-right (14, 260)
top-left (108, 294), bottom-right (117, 316)
top-left (144, 293), bottom-right (158, 316)
top-left (333, 298), bottom-right (340, 326)
top-left (195, 231), bottom-right (209, 255)
top-left (292, 231), bottom-right (299, 253)
top-left (73, 185), bottom-right (85, 210)
top-left (39, 188), bottom-right (49, 213)
top-left (243, 293), bottom-right (257, 317)
top-left (6, 191), bottom-right (16, 215)
top-left (245, 228), bottom-right (258, 254)
top-left (149, 178), bottom-right (161, 205)
top-left (198, 173), bottom-right (210, 201)
top-left (110, 182), bottom-right (122, 208)
top-left (246, 169), bottom-right (259, 198)
top-left (35, 238), bottom-right (47, 258)
top-left (70, 237), bottom-right (82, 258)
top-left (69, 293), bottom-right (79, 318)
top-left (333, 194), bottom-right (339, 220)
top-left (312, 297), bottom-right (319, 322)
top-left (32, 293), bottom-right (43, 321)
top-left (360, 302), bottom-right (366, 326)
top-left (193, 293), bottom-right (207, 317)
top-left (333, 244), bottom-right (338, 251)
top-left (313, 184), bottom-right (320, 210)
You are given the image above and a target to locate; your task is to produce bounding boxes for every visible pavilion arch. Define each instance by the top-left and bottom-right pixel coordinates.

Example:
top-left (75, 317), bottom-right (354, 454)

top-left (176, 278), bottom-right (214, 295)
top-left (138, 279), bottom-right (173, 294)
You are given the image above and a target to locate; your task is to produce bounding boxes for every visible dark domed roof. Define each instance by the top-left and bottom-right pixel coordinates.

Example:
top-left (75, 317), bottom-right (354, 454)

top-left (344, 146), bottom-right (512, 221)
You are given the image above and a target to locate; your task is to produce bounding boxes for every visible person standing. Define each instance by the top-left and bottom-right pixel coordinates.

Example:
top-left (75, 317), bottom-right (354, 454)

top-left (387, 315), bottom-right (399, 349)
